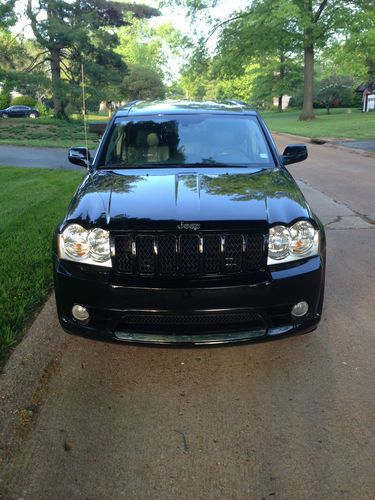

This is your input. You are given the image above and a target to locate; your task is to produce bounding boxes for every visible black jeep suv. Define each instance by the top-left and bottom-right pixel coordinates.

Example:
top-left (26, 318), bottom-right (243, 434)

top-left (53, 100), bottom-right (325, 344)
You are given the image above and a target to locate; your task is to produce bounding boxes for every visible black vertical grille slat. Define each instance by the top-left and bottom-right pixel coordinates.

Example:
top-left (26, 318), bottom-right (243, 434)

top-left (203, 235), bottom-right (221, 274)
top-left (115, 232), bottom-right (265, 276)
top-left (115, 235), bottom-right (133, 273)
top-left (179, 234), bottom-right (199, 274)
top-left (158, 235), bottom-right (177, 274)
top-left (243, 234), bottom-right (264, 271)
top-left (224, 234), bottom-right (243, 273)
top-left (136, 235), bottom-right (155, 274)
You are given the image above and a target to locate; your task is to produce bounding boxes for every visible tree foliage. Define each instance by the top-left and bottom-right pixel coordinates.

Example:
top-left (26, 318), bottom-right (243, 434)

top-left (325, 5), bottom-right (375, 82)
top-left (0, 0), bottom-right (16, 29)
top-left (121, 64), bottom-right (166, 101)
top-left (173, 0), bottom-right (366, 119)
top-left (26, 0), bottom-right (160, 116)
top-left (315, 74), bottom-right (354, 113)
top-left (117, 19), bottom-right (185, 78)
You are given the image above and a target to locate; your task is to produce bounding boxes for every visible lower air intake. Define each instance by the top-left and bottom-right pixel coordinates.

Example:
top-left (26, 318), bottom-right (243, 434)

top-left (117, 310), bottom-right (265, 334)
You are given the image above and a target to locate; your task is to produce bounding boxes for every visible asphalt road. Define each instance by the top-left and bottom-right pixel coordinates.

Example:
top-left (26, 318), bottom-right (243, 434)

top-left (0, 145), bottom-right (82, 169)
top-left (339, 139), bottom-right (375, 151)
top-left (1, 136), bottom-right (374, 499)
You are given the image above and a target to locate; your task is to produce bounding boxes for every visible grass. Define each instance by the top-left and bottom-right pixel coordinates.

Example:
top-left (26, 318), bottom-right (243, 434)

top-left (0, 115), bottom-right (105, 148)
top-left (0, 166), bottom-right (84, 366)
top-left (261, 108), bottom-right (375, 141)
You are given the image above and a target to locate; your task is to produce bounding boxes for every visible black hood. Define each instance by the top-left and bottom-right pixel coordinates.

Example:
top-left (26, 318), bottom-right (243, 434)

top-left (63, 167), bottom-right (312, 231)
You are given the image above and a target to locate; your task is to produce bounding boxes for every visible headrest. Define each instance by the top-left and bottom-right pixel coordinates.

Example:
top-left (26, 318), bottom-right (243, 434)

top-left (147, 133), bottom-right (159, 147)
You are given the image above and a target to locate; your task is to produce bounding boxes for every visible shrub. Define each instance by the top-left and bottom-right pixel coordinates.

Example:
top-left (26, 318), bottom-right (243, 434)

top-left (11, 95), bottom-right (37, 107)
top-left (35, 102), bottom-right (50, 116)
top-left (0, 92), bottom-right (11, 109)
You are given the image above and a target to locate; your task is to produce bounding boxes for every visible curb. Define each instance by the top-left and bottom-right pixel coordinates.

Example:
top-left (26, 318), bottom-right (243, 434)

top-left (0, 294), bottom-right (66, 465)
top-left (273, 132), bottom-right (375, 159)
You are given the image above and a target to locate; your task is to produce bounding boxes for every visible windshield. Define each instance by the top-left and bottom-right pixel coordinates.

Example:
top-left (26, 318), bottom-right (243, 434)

top-left (97, 114), bottom-right (275, 168)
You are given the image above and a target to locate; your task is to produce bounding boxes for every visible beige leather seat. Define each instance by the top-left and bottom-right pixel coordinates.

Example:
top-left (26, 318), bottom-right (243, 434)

top-left (146, 133), bottom-right (170, 162)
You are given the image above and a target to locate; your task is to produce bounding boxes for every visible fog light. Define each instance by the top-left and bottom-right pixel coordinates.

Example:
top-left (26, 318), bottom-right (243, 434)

top-left (291, 301), bottom-right (309, 318)
top-left (72, 304), bottom-right (90, 322)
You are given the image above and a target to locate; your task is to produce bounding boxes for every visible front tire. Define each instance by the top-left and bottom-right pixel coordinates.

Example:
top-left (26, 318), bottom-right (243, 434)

top-left (2, 113), bottom-right (8, 119)
top-left (29, 113), bottom-right (37, 119)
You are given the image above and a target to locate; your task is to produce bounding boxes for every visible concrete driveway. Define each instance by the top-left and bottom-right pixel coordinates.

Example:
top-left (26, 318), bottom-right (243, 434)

top-left (0, 136), bottom-right (374, 499)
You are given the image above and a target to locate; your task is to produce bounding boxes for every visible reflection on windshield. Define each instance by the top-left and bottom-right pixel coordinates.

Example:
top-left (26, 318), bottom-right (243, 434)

top-left (98, 114), bottom-right (274, 169)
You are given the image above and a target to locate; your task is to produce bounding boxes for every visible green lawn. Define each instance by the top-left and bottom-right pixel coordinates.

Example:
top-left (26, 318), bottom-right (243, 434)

top-left (0, 116), bottom-right (103, 148)
top-left (261, 108), bottom-right (375, 141)
top-left (0, 166), bottom-right (84, 366)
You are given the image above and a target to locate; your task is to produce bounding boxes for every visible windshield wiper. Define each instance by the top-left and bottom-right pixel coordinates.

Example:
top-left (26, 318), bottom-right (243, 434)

top-left (99, 163), bottom-right (183, 169)
top-left (99, 162), bottom-right (268, 170)
top-left (183, 162), bottom-right (260, 169)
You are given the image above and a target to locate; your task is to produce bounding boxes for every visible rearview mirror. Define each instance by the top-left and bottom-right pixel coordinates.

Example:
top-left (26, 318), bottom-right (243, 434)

top-left (282, 144), bottom-right (308, 165)
top-left (68, 147), bottom-right (91, 167)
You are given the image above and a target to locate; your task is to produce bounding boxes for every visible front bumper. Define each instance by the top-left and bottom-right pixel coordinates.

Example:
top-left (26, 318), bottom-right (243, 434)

top-left (53, 254), bottom-right (325, 345)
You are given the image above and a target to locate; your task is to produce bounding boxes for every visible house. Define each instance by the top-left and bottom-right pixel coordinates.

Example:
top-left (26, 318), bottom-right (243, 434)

top-left (272, 95), bottom-right (291, 110)
top-left (357, 80), bottom-right (375, 112)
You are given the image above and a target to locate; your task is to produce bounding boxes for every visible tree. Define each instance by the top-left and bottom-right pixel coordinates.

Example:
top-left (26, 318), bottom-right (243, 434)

top-left (325, 5), bottom-right (375, 83)
top-left (315, 74), bottom-right (354, 113)
top-left (0, 0), bottom-right (16, 29)
top-left (264, 0), bottom-right (355, 120)
top-left (214, 0), bottom-right (303, 111)
top-left (0, 0), bottom-right (16, 77)
top-left (117, 20), bottom-right (185, 83)
top-left (0, 28), bottom-right (50, 108)
top-left (26, 0), bottom-right (159, 117)
top-left (169, 0), bottom-right (359, 119)
top-left (121, 64), bottom-right (166, 101)
top-left (179, 43), bottom-right (211, 99)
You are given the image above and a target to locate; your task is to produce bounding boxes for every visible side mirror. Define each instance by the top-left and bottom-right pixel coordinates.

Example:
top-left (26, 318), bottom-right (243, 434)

top-left (68, 147), bottom-right (91, 167)
top-left (282, 144), bottom-right (308, 165)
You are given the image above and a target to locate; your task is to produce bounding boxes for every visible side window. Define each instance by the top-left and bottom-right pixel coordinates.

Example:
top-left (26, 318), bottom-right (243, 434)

top-left (104, 125), bottom-right (126, 165)
top-left (246, 121), bottom-right (270, 163)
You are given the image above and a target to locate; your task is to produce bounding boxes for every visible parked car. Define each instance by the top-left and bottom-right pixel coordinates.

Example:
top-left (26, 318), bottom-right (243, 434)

top-left (53, 100), bottom-right (326, 345)
top-left (0, 105), bottom-right (40, 118)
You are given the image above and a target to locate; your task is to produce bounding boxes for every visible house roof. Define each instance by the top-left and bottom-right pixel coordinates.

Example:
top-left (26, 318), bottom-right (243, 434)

top-left (356, 80), bottom-right (375, 93)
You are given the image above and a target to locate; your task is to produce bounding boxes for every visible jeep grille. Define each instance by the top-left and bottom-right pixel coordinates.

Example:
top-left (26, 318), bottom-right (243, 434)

top-left (114, 232), bottom-right (265, 277)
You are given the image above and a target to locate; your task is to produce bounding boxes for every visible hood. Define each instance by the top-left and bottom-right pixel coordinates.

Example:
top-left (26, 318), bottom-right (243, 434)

top-left (63, 167), bottom-right (312, 231)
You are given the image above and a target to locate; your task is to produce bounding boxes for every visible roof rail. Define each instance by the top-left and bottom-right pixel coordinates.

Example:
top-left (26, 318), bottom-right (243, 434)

top-left (223, 99), bottom-right (249, 109)
top-left (123, 99), bottom-right (142, 107)
top-left (121, 99), bottom-right (142, 113)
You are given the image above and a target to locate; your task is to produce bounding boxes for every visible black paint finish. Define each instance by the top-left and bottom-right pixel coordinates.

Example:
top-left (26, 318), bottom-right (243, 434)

top-left (54, 100), bottom-right (325, 344)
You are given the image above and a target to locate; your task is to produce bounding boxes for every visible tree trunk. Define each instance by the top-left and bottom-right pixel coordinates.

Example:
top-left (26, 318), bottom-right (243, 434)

top-left (278, 95), bottom-right (283, 112)
top-left (50, 48), bottom-right (64, 117)
top-left (278, 54), bottom-right (285, 112)
top-left (299, 44), bottom-right (315, 120)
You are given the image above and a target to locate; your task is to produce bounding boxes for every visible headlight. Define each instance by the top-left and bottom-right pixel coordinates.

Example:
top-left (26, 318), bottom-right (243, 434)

top-left (268, 221), bottom-right (319, 265)
top-left (268, 225), bottom-right (291, 260)
top-left (59, 224), bottom-right (112, 267)
top-left (88, 228), bottom-right (110, 262)
top-left (62, 224), bottom-right (90, 259)
top-left (290, 221), bottom-right (316, 255)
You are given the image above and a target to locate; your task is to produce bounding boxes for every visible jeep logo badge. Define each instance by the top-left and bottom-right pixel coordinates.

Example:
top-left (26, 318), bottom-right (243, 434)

top-left (177, 222), bottom-right (201, 231)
